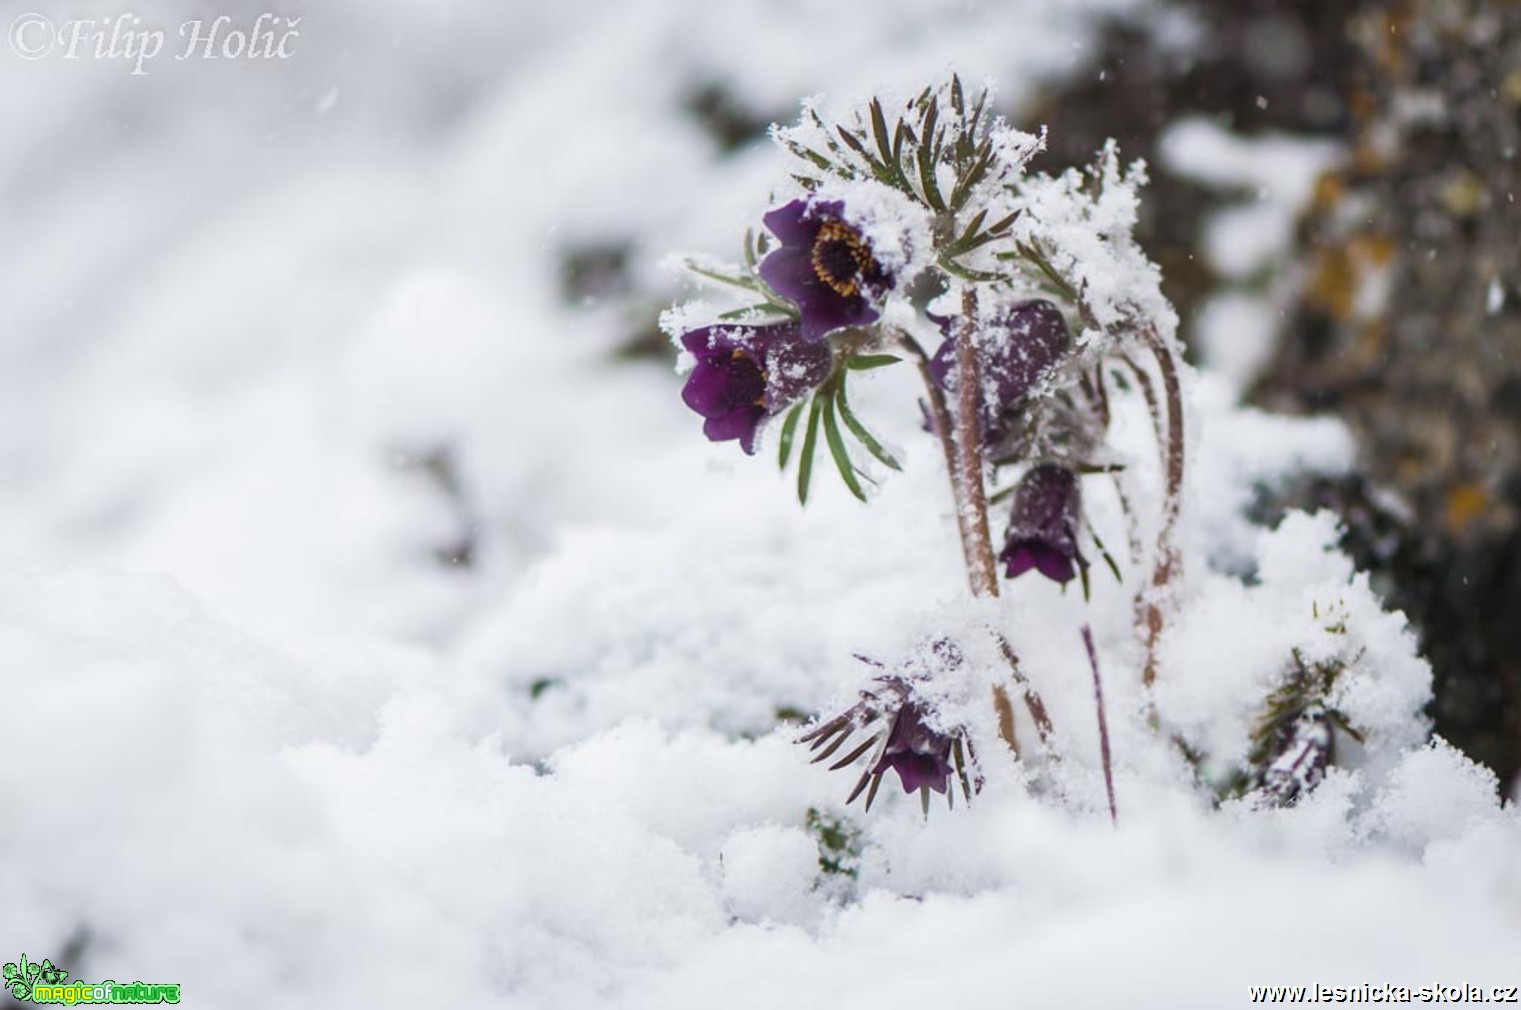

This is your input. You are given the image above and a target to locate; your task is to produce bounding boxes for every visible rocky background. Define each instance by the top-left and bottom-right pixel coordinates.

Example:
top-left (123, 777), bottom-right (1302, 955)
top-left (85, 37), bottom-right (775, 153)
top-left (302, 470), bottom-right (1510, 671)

top-left (1025, 0), bottom-right (1521, 789)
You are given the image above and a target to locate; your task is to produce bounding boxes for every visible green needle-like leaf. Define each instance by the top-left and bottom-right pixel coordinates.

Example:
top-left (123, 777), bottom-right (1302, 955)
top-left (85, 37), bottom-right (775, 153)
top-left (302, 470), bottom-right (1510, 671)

top-left (821, 392), bottom-right (868, 502)
top-left (781, 139), bottom-right (835, 173)
top-left (685, 261), bottom-right (761, 293)
top-left (948, 136), bottom-right (993, 209)
top-left (717, 301), bottom-right (796, 321)
top-left (1087, 525), bottom-right (1124, 584)
top-left (845, 353), bottom-right (900, 370)
top-left (917, 99), bottom-right (945, 210)
top-left (869, 98), bottom-right (894, 169)
top-left (836, 375), bottom-right (901, 471)
top-left (970, 89), bottom-right (988, 133)
top-left (796, 395), bottom-right (823, 505)
top-left (944, 208), bottom-right (993, 256)
top-left (937, 256), bottom-right (1004, 283)
top-left (986, 209), bottom-right (1020, 236)
top-left (834, 126), bottom-right (870, 159)
top-left (835, 126), bottom-right (894, 184)
top-left (777, 401), bottom-right (804, 470)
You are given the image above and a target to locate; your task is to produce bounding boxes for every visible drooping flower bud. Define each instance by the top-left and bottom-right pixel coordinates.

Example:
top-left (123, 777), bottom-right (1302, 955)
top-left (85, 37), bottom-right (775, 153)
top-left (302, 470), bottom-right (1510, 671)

top-left (1000, 464), bottom-right (1086, 585)
top-left (929, 299), bottom-right (1072, 445)
top-left (798, 646), bottom-right (978, 813)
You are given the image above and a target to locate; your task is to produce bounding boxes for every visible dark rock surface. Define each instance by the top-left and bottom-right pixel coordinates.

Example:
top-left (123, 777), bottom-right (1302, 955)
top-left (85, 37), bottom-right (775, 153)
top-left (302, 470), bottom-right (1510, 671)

top-left (1030, 0), bottom-right (1521, 790)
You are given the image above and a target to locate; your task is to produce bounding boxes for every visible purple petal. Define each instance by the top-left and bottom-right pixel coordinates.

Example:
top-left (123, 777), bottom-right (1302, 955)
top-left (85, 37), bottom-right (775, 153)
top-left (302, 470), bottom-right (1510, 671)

top-left (765, 338), bottom-right (833, 408)
top-left (759, 244), bottom-right (878, 343)
top-left (1001, 543), bottom-right (1038, 579)
top-left (1001, 465), bottom-right (1085, 585)
top-left (761, 199), bottom-right (820, 248)
top-left (682, 349), bottom-right (765, 414)
top-left (987, 300), bottom-right (1070, 404)
top-left (681, 361), bottom-right (734, 415)
top-left (928, 336), bottom-right (955, 391)
top-left (1011, 466), bottom-right (1074, 528)
top-left (680, 327), bottom-right (717, 357)
top-left (756, 246), bottom-right (816, 308)
top-left (703, 408), bottom-right (763, 453)
top-left (887, 753), bottom-right (951, 794)
top-left (929, 301), bottom-right (1071, 443)
top-left (1031, 544), bottom-right (1077, 584)
top-left (758, 201), bottom-right (891, 343)
top-left (801, 290), bottom-right (877, 342)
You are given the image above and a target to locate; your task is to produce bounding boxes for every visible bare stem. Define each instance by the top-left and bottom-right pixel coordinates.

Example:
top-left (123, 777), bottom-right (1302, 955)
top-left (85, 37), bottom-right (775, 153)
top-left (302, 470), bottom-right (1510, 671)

top-left (1121, 354), bottom-right (1164, 469)
top-left (994, 632), bottom-right (1054, 745)
top-left (991, 684), bottom-right (1019, 758)
top-left (1139, 326), bottom-right (1185, 688)
top-left (1081, 624), bottom-right (1118, 826)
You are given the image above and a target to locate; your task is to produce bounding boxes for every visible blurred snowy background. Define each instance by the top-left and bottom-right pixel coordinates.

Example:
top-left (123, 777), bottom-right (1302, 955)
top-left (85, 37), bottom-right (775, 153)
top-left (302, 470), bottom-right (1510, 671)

top-left (1, 1), bottom-right (1517, 1007)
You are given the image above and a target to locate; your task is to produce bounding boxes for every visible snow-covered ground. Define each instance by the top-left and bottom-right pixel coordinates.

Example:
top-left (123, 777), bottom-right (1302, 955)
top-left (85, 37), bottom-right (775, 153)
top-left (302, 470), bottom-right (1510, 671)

top-left (2, 2), bottom-right (1517, 1007)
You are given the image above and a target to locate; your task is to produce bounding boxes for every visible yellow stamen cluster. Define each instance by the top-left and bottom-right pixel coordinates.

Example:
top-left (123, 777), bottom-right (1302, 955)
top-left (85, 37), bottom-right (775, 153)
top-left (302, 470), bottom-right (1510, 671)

top-left (810, 220), bottom-right (875, 297)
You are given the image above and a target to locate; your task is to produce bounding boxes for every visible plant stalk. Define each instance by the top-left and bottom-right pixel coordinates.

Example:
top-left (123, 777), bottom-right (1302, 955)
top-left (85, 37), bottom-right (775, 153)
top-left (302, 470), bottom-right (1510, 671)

top-left (952, 287), bottom-right (1001, 598)
top-left (895, 317), bottom-right (1034, 757)
top-left (1082, 624), bottom-right (1118, 826)
top-left (893, 328), bottom-right (984, 592)
top-left (1139, 326), bottom-right (1185, 688)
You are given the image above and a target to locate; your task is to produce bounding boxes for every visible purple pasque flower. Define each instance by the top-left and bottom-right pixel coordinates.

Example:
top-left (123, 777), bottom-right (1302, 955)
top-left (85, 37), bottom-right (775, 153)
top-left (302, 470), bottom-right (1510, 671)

top-left (681, 322), bottom-right (832, 454)
top-left (1000, 463), bottom-right (1086, 585)
top-left (872, 692), bottom-right (957, 795)
top-left (758, 199), bottom-right (894, 342)
top-left (929, 299), bottom-right (1071, 443)
top-left (798, 653), bottom-right (978, 813)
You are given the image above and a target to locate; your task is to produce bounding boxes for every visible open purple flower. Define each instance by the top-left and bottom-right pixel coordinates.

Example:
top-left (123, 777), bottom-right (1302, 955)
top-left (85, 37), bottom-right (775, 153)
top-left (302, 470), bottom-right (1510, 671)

top-left (1000, 463), bottom-right (1086, 584)
top-left (681, 322), bottom-right (832, 454)
top-left (798, 658), bottom-right (978, 813)
top-left (929, 299), bottom-right (1072, 443)
top-left (758, 199), bottom-right (894, 342)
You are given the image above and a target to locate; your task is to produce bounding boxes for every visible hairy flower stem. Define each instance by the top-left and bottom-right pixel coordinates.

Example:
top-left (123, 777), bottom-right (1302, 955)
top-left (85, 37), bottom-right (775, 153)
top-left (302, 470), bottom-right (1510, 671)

top-left (952, 288), bottom-right (1001, 598)
top-left (893, 319), bottom-right (1032, 757)
top-left (1139, 326), bottom-right (1185, 688)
